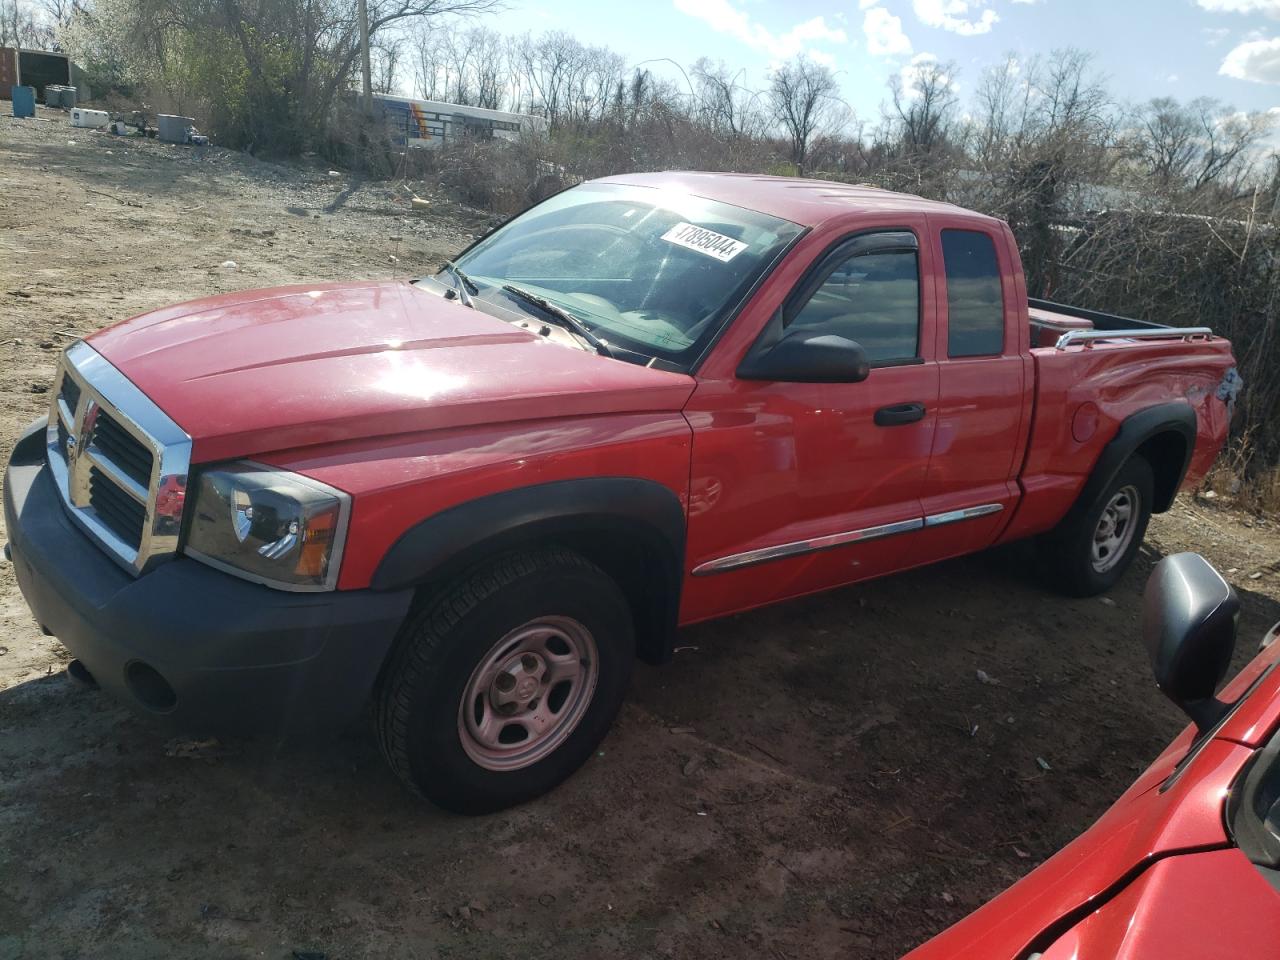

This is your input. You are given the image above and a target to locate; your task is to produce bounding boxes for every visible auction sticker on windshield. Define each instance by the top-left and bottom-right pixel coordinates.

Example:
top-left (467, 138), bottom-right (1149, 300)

top-left (661, 222), bottom-right (749, 262)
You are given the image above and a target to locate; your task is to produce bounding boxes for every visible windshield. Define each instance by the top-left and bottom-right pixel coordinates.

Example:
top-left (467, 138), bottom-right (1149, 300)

top-left (451, 182), bottom-right (804, 368)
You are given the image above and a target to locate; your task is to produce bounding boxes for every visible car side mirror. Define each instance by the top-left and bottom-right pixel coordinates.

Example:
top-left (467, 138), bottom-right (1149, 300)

top-left (737, 330), bottom-right (870, 383)
top-left (1142, 553), bottom-right (1239, 733)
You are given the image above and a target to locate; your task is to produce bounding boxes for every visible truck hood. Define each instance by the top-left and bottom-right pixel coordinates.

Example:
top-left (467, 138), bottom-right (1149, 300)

top-left (87, 281), bottom-right (697, 463)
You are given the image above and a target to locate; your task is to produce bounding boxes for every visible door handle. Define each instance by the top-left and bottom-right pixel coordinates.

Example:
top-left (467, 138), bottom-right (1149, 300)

top-left (874, 402), bottom-right (927, 427)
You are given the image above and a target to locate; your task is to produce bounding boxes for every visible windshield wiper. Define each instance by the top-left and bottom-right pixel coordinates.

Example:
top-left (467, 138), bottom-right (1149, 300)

top-left (441, 262), bottom-right (478, 308)
top-left (501, 284), bottom-right (615, 357)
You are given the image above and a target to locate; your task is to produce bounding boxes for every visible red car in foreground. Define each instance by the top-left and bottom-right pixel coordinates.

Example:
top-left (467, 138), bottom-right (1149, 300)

top-left (4, 173), bottom-right (1239, 811)
top-left (905, 552), bottom-right (1280, 959)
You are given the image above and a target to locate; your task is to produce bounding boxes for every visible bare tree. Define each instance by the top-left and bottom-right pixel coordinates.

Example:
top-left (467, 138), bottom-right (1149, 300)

top-left (1, 0), bottom-right (55, 48)
top-left (692, 57), bottom-right (761, 138)
top-left (1188, 99), bottom-right (1274, 193)
top-left (1134, 97), bottom-right (1200, 187)
top-left (767, 56), bottom-right (842, 173)
top-left (888, 58), bottom-right (958, 157)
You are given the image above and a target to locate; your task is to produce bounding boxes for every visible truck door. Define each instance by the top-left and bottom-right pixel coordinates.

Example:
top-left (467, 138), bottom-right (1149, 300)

top-left (681, 228), bottom-right (940, 624)
top-left (912, 218), bottom-right (1030, 563)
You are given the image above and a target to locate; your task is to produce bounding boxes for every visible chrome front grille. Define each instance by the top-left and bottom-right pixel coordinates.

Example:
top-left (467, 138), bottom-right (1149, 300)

top-left (91, 411), bottom-right (155, 488)
top-left (46, 342), bottom-right (192, 575)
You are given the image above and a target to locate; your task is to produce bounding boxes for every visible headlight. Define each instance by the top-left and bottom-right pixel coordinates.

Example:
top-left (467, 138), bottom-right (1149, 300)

top-left (184, 462), bottom-right (350, 591)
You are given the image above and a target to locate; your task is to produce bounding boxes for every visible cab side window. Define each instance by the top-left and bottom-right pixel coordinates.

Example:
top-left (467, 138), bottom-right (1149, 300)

top-left (942, 229), bottom-right (1004, 357)
top-left (788, 248), bottom-right (920, 365)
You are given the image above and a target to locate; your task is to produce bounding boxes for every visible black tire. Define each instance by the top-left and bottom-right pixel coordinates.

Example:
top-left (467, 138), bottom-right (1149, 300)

top-left (376, 547), bottom-right (634, 814)
top-left (1039, 455), bottom-right (1155, 597)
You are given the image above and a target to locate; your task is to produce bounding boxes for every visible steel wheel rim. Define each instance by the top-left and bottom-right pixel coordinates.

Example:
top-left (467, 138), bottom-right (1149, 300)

top-left (458, 616), bottom-right (599, 772)
top-left (1091, 484), bottom-right (1140, 573)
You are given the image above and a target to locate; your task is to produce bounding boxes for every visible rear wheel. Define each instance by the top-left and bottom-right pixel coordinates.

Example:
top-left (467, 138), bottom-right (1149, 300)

top-left (376, 547), bottom-right (633, 814)
top-left (1040, 456), bottom-right (1154, 597)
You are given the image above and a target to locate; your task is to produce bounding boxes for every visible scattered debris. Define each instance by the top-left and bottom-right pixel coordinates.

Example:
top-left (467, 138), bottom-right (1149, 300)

top-left (669, 726), bottom-right (697, 735)
top-left (1201, 490), bottom-right (1218, 500)
top-left (976, 669), bottom-right (1000, 686)
top-left (220, 260), bottom-right (238, 271)
top-left (7, 290), bottom-right (31, 298)
top-left (941, 891), bottom-right (954, 904)
top-left (746, 739), bottom-right (786, 765)
top-left (165, 737), bottom-right (231, 760)
top-left (1036, 756), bottom-right (1052, 772)
top-left (682, 755), bottom-right (703, 777)
top-left (1099, 596), bottom-right (1116, 607)
top-left (29, 383), bottom-right (48, 394)
top-left (199, 903), bottom-right (258, 922)
top-left (85, 188), bottom-right (143, 208)
top-left (1250, 572), bottom-right (1264, 580)
top-left (1012, 846), bottom-right (1030, 859)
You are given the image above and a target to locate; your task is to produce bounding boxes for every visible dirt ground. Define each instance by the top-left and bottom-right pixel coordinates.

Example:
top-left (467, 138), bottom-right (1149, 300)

top-left (3, 109), bottom-right (1280, 960)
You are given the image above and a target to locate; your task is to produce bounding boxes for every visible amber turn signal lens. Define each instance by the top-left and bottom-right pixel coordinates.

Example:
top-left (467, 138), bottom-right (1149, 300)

top-left (295, 510), bottom-right (336, 579)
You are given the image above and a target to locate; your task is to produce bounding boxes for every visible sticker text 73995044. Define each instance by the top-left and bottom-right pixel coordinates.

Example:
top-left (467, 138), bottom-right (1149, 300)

top-left (660, 222), bottom-right (749, 263)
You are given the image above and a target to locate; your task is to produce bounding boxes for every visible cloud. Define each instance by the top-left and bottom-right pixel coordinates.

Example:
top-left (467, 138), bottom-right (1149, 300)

top-left (1196, 0), bottom-right (1280, 14)
top-left (1203, 26), bottom-right (1232, 45)
top-left (912, 0), bottom-right (999, 35)
top-left (671, 0), bottom-right (847, 60)
top-left (864, 6), bottom-right (913, 56)
top-left (1219, 36), bottom-right (1280, 82)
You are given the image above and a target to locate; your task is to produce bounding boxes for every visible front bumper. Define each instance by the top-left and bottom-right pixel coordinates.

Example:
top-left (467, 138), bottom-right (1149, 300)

top-left (3, 422), bottom-right (413, 735)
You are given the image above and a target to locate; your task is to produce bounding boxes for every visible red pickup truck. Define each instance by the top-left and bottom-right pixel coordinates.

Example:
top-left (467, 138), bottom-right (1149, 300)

top-left (3, 172), bottom-right (1238, 812)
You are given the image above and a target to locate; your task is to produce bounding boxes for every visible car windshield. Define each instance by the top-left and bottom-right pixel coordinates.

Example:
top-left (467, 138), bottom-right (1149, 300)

top-left (450, 182), bottom-right (804, 368)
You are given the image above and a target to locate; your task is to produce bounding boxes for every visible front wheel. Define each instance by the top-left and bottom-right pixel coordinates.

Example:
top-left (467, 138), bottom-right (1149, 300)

top-left (376, 547), bottom-right (634, 814)
top-left (1039, 456), bottom-right (1154, 597)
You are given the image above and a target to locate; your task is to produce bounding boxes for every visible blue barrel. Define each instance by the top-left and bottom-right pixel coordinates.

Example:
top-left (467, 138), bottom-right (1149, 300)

top-left (11, 85), bottom-right (35, 118)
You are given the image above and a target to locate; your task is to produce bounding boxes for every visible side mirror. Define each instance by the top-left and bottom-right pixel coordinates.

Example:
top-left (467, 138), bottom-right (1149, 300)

top-left (737, 330), bottom-right (870, 383)
top-left (1142, 553), bottom-right (1239, 733)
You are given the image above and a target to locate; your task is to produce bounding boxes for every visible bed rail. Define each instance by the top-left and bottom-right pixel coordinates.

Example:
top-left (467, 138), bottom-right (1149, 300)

top-left (1054, 327), bottom-right (1215, 350)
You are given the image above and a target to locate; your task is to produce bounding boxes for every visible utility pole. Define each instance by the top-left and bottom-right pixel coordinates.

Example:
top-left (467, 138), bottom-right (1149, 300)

top-left (357, 0), bottom-right (373, 114)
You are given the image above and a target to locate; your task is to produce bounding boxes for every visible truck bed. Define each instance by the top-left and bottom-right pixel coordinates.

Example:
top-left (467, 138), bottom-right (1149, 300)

top-left (1001, 305), bottom-right (1236, 547)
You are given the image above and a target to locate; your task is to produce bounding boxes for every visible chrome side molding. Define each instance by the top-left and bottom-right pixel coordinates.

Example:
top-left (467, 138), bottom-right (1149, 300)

top-left (691, 518), bottom-right (923, 576)
top-left (924, 503), bottom-right (1004, 527)
top-left (692, 502), bottom-right (1006, 576)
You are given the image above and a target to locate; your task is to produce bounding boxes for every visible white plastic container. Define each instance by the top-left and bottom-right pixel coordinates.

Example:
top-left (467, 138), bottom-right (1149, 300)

top-left (70, 108), bottom-right (109, 128)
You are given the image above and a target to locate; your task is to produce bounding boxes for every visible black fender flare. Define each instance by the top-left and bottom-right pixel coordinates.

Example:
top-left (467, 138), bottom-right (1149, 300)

top-left (1077, 402), bottom-right (1197, 517)
top-left (370, 477), bottom-right (687, 664)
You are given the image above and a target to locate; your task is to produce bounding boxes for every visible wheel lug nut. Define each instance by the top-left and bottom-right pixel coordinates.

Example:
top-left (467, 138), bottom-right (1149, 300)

top-left (521, 654), bottom-right (539, 673)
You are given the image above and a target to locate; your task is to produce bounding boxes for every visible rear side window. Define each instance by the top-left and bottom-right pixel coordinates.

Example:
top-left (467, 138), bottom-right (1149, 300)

top-left (788, 250), bottom-right (920, 364)
top-left (942, 230), bottom-right (1004, 357)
